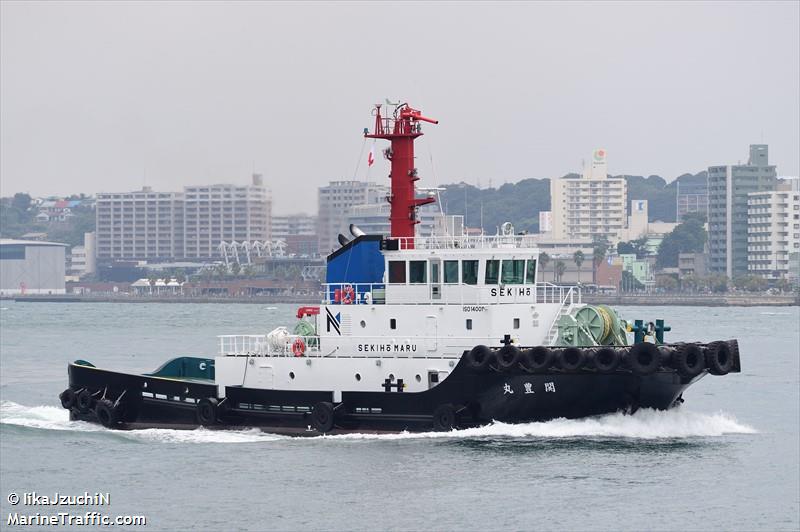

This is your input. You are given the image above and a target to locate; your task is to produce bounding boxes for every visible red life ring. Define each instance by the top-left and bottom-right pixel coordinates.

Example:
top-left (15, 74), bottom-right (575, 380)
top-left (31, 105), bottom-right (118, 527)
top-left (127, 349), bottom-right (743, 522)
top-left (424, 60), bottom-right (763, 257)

top-left (292, 338), bottom-right (306, 357)
top-left (341, 285), bottom-right (355, 305)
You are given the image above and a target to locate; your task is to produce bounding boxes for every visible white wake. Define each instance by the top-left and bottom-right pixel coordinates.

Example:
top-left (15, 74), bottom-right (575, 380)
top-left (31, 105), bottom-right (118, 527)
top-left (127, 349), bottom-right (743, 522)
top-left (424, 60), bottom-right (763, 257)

top-left (0, 400), bottom-right (756, 443)
top-left (0, 401), bottom-right (283, 443)
top-left (325, 408), bottom-right (757, 441)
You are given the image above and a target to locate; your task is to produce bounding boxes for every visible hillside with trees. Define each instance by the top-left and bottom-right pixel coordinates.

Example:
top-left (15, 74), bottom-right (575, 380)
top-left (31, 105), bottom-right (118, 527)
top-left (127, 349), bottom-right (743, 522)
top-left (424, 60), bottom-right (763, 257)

top-left (439, 172), bottom-right (707, 232)
top-left (0, 193), bottom-right (94, 247)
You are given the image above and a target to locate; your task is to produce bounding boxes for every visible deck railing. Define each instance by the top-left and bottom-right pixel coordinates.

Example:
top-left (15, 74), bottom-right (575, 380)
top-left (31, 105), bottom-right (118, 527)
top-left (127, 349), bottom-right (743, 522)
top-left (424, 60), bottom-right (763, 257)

top-left (394, 234), bottom-right (538, 250)
top-left (217, 334), bottom-right (502, 358)
top-left (322, 281), bottom-right (581, 306)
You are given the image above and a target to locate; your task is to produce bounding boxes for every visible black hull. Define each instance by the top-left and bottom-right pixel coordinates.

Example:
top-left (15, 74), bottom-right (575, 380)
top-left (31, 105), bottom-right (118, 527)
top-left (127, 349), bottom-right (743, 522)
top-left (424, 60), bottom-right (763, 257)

top-left (63, 350), bottom-right (728, 434)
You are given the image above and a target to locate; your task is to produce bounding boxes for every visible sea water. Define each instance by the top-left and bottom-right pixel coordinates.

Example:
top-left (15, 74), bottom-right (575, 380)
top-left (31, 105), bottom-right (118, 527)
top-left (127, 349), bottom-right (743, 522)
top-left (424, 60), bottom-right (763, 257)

top-left (0, 303), bottom-right (797, 531)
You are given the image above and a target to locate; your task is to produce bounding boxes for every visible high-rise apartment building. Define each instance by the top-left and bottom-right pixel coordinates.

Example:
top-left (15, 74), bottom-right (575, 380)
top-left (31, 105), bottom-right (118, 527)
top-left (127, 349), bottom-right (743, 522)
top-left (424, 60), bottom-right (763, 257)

top-left (550, 149), bottom-right (627, 242)
top-left (746, 178), bottom-right (800, 279)
top-left (708, 144), bottom-right (778, 278)
top-left (96, 188), bottom-right (184, 261)
top-left (96, 175), bottom-right (271, 262)
top-left (317, 181), bottom-right (388, 255)
top-left (183, 175), bottom-right (271, 259)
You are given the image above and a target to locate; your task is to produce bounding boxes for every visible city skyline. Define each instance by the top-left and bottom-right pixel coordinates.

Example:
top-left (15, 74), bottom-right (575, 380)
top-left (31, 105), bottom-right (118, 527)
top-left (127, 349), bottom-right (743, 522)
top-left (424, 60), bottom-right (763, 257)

top-left (1, 2), bottom-right (798, 214)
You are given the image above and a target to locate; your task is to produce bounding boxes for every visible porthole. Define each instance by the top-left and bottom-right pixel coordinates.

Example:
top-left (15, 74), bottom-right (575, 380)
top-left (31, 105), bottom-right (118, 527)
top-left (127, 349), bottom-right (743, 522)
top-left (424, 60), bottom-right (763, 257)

top-left (390, 318), bottom-right (397, 330)
top-left (389, 373), bottom-right (395, 381)
top-left (513, 318), bottom-right (520, 329)
top-left (355, 373), bottom-right (361, 381)
top-left (415, 374), bottom-right (421, 382)
top-left (289, 372), bottom-right (295, 380)
top-left (360, 320), bottom-right (366, 328)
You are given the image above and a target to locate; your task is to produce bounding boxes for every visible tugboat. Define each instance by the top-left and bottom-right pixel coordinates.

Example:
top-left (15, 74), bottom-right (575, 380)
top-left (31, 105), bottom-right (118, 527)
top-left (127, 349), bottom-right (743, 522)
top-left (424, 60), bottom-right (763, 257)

top-left (60, 102), bottom-right (741, 434)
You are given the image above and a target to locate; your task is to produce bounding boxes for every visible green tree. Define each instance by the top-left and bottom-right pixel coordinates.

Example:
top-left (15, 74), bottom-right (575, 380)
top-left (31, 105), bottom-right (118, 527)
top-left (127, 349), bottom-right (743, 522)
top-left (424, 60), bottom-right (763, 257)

top-left (539, 252), bottom-right (550, 282)
top-left (573, 250), bottom-right (585, 283)
top-left (617, 236), bottom-right (649, 258)
top-left (656, 274), bottom-right (679, 292)
top-left (11, 193), bottom-right (32, 213)
top-left (230, 262), bottom-right (241, 277)
top-left (554, 260), bottom-right (566, 283)
top-left (214, 263), bottom-right (228, 280)
top-left (705, 274), bottom-right (728, 293)
top-left (656, 216), bottom-right (707, 268)
top-left (592, 235), bottom-right (610, 284)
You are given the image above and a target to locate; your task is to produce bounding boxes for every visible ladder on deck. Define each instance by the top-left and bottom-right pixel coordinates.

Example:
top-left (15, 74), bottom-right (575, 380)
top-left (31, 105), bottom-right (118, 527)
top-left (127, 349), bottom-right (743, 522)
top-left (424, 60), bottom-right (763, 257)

top-left (544, 286), bottom-right (578, 346)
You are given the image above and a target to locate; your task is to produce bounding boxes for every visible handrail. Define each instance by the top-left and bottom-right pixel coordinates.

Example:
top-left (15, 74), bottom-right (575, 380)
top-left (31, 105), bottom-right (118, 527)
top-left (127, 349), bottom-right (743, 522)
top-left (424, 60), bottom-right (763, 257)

top-left (392, 234), bottom-right (540, 250)
top-left (217, 333), bottom-right (504, 358)
top-left (322, 281), bottom-right (582, 306)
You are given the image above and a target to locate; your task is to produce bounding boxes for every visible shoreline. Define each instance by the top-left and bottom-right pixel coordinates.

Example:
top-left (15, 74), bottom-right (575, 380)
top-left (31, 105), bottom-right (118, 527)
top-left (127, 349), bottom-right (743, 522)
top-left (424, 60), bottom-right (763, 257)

top-left (2, 293), bottom-right (797, 306)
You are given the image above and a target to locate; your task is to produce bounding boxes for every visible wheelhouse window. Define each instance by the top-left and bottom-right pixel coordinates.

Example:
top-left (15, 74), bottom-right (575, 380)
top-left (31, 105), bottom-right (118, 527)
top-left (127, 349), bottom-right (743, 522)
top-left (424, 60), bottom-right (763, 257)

top-left (409, 261), bottom-right (427, 284)
top-left (525, 259), bottom-right (537, 284)
top-left (389, 261), bottom-right (406, 283)
top-left (443, 261), bottom-right (459, 284)
top-left (462, 260), bottom-right (478, 285)
top-left (501, 259), bottom-right (525, 284)
top-left (485, 260), bottom-right (500, 284)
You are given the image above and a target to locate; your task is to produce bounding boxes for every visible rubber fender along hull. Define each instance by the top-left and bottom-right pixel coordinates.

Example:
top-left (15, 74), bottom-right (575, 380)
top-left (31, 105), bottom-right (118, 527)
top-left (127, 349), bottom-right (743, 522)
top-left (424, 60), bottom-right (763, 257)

top-left (64, 345), bottom-right (725, 433)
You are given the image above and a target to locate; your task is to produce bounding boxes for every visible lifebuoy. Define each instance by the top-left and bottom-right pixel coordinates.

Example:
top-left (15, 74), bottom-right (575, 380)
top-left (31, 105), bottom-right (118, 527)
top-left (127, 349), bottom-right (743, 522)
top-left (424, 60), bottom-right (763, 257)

top-left (292, 338), bottom-right (306, 357)
top-left (341, 285), bottom-right (355, 304)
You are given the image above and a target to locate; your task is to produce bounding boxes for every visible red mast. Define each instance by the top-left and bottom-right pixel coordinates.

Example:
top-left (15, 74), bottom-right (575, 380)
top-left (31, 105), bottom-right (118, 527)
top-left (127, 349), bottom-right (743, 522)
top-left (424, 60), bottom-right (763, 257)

top-left (365, 103), bottom-right (438, 247)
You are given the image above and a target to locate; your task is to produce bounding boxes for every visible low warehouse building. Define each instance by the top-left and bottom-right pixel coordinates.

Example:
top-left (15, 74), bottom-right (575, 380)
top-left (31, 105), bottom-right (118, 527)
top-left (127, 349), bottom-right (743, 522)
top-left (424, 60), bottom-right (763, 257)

top-left (0, 239), bottom-right (67, 295)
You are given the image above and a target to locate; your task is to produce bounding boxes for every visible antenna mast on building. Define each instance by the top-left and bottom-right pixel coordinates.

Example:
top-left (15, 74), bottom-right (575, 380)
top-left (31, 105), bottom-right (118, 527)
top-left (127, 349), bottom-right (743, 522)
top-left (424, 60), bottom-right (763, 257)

top-left (365, 103), bottom-right (438, 247)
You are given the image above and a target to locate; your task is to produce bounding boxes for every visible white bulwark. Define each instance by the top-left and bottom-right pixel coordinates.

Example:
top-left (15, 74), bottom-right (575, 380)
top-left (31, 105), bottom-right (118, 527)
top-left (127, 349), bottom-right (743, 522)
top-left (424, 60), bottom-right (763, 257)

top-left (0, 239), bottom-right (68, 295)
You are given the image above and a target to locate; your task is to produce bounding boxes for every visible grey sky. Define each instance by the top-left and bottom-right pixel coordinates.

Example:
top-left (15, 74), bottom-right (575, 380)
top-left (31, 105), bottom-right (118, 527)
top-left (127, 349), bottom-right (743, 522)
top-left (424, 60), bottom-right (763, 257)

top-left (1, 1), bottom-right (798, 214)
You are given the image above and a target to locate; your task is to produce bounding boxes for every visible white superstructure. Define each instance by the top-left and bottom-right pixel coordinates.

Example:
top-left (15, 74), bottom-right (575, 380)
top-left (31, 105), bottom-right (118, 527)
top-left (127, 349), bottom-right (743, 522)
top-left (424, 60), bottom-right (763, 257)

top-left (214, 229), bottom-right (581, 398)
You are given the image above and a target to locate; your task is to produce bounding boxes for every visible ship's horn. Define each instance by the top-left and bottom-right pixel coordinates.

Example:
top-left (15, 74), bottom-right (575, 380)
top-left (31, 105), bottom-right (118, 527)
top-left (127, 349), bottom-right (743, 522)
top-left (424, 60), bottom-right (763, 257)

top-left (337, 234), bottom-right (351, 246)
top-left (350, 224), bottom-right (366, 238)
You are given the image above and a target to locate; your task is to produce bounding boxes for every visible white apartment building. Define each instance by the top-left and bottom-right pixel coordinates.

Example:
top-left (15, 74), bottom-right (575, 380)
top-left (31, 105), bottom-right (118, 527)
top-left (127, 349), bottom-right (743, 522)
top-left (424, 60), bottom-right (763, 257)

top-left (183, 175), bottom-right (271, 259)
top-left (550, 148), bottom-right (627, 242)
top-left (747, 178), bottom-right (800, 279)
top-left (96, 175), bottom-right (271, 262)
top-left (317, 181), bottom-right (388, 255)
top-left (96, 188), bottom-right (184, 261)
